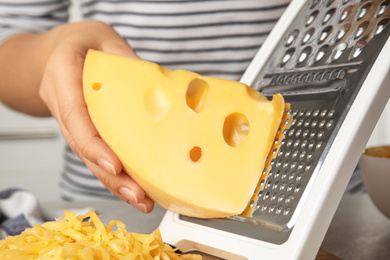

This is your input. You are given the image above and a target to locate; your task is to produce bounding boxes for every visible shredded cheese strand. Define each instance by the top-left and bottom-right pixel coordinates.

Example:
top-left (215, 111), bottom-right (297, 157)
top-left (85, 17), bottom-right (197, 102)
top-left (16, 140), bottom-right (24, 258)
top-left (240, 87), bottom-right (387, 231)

top-left (0, 210), bottom-right (201, 260)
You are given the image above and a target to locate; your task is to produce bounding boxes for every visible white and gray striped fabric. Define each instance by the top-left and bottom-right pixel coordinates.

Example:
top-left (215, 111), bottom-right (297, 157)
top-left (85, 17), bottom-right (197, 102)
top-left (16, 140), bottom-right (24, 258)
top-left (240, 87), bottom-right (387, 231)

top-left (3, 0), bottom-right (362, 201)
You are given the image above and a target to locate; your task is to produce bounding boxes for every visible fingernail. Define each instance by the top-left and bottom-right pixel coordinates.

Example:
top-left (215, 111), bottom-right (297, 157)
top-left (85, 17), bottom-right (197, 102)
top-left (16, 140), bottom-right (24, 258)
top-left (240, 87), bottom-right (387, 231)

top-left (98, 159), bottom-right (117, 176)
top-left (119, 187), bottom-right (138, 204)
top-left (137, 203), bottom-right (148, 214)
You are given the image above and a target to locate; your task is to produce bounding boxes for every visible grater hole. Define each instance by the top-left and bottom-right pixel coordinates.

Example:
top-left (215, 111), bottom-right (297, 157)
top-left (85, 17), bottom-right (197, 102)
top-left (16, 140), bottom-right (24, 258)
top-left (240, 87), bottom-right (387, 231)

top-left (313, 109), bottom-right (320, 116)
top-left (340, 5), bottom-right (353, 22)
top-left (377, 0), bottom-right (390, 17)
top-left (309, 140), bottom-right (316, 150)
top-left (350, 40), bottom-right (367, 60)
top-left (304, 118), bottom-right (311, 127)
top-left (295, 184), bottom-right (302, 193)
top-left (355, 20), bottom-right (369, 38)
top-left (280, 48), bottom-right (295, 67)
top-left (298, 46), bottom-right (312, 64)
top-left (315, 45), bottom-right (329, 62)
top-left (326, 0), bottom-right (334, 7)
top-left (375, 18), bottom-right (389, 36)
top-left (336, 23), bottom-right (351, 41)
top-left (285, 30), bottom-right (299, 47)
top-left (310, 0), bottom-right (320, 9)
top-left (318, 130), bottom-right (325, 139)
top-left (285, 194), bottom-right (294, 203)
top-left (311, 119), bottom-right (318, 128)
top-left (306, 10), bottom-right (319, 26)
top-left (298, 163), bottom-right (305, 171)
top-left (302, 28), bottom-right (315, 45)
top-left (320, 109), bottom-right (328, 117)
top-left (357, 2), bottom-right (372, 20)
top-left (323, 8), bottom-right (336, 24)
top-left (290, 161), bottom-right (298, 170)
top-left (319, 26), bottom-right (333, 44)
top-left (332, 42), bottom-right (348, 61)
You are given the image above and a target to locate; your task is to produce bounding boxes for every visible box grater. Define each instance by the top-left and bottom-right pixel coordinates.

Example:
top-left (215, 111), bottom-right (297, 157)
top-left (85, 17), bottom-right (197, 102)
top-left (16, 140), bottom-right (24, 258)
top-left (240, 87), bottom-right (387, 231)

top-left (159, 0), bottom-right (390, 259)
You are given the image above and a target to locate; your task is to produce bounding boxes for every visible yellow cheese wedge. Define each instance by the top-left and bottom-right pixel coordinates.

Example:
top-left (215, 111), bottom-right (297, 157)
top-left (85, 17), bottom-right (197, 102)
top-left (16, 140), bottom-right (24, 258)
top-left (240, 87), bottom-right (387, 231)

top-left (83, 49), bottom-right (286, 218)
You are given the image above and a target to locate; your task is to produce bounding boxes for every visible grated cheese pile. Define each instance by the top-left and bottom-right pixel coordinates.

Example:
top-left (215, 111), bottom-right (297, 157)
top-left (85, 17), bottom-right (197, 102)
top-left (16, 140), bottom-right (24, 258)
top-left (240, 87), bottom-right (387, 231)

top-left (0, 210), bottom-right (201, 260)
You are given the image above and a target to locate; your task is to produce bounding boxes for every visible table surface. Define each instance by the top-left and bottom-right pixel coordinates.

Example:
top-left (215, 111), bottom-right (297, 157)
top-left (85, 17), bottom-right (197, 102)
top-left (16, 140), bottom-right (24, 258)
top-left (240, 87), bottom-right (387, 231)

top-left (42, 194), bottom-right (390, 260)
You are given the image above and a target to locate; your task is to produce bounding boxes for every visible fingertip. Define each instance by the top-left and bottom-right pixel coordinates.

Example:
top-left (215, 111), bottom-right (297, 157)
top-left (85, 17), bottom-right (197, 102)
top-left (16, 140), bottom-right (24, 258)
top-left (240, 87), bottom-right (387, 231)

top-left (134, 200), bottom-right (154, 214)
top-left (119, 186), bottom-right (138, 204)
top-left (97, 158), bottom-right (117, 176)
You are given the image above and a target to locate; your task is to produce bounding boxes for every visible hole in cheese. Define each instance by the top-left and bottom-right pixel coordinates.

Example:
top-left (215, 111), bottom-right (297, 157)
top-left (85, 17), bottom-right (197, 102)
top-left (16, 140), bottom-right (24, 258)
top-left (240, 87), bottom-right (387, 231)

top-left (92, 82), bottom-right (102, 91)
top-left (186, 78), bottom-right (209, 113)
top-left (144, 88), bottom-right (169, 119)
top-left (189, 146), bottom-right (202, 162)
top-left (223, 113), bottom-right (249, 147)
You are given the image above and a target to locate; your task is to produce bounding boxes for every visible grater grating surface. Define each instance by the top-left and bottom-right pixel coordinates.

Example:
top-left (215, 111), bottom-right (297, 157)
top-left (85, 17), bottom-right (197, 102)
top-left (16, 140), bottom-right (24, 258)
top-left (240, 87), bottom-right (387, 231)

top-left (180, 0), bottom-right (390, 244)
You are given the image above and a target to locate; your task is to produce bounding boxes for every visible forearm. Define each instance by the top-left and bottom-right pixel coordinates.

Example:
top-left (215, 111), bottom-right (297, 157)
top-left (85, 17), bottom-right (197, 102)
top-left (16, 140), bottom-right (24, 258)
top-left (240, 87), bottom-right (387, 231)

top-left (0, 30), bottom-right (59, 116)
top-left (0, 18), bottom-right (153, 212)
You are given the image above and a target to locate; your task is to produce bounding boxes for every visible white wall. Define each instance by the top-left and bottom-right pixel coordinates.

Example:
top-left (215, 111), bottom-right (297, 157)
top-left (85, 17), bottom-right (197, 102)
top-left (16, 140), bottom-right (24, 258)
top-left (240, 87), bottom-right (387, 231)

top-left (0, 103), bottom-right (65, 202)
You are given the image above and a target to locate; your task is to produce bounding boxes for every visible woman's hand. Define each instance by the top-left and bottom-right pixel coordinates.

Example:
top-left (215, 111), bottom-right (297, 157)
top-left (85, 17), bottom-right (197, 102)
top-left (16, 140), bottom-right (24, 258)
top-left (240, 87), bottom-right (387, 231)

top-left (0, 20), bottom-right (154, 213)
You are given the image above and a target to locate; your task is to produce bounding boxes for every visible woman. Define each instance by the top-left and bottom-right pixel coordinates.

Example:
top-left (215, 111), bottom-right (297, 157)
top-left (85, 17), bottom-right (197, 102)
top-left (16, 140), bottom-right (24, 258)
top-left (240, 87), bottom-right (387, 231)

top-left (0, 0), bottom-right (292, 213)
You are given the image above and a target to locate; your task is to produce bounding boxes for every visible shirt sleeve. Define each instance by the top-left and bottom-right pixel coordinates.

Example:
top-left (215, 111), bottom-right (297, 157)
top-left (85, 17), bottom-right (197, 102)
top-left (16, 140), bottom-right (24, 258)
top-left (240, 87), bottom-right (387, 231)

top-left (0, 0), bottom-right (70, 45)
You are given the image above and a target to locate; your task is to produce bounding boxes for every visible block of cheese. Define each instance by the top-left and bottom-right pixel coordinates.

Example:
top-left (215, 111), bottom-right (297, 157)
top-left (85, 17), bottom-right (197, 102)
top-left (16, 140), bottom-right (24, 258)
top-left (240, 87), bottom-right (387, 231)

top-left (83, 50), bottom-right (286, 218)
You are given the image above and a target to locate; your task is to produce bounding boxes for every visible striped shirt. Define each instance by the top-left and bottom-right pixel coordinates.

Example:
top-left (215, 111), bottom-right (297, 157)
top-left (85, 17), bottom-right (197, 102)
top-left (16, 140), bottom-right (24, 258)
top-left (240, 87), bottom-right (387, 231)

top-left (4, 0), bottom-right (337, 201)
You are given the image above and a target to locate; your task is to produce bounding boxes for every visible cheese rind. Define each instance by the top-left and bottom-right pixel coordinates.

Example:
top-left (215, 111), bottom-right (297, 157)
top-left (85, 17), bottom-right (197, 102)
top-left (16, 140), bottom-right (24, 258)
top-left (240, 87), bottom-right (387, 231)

top-left (83, 50), bottom-right (285, 218)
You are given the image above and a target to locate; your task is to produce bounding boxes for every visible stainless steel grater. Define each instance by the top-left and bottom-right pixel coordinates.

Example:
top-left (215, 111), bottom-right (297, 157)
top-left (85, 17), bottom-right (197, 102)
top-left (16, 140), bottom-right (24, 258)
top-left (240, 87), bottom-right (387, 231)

top-left (160, 0), bottom-right (390, 259)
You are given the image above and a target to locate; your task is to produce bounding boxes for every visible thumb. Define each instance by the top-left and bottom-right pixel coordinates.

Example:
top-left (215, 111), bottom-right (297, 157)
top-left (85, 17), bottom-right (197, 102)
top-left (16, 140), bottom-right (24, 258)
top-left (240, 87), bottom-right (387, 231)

top-left (99, 33), bottom-right (140, 60)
